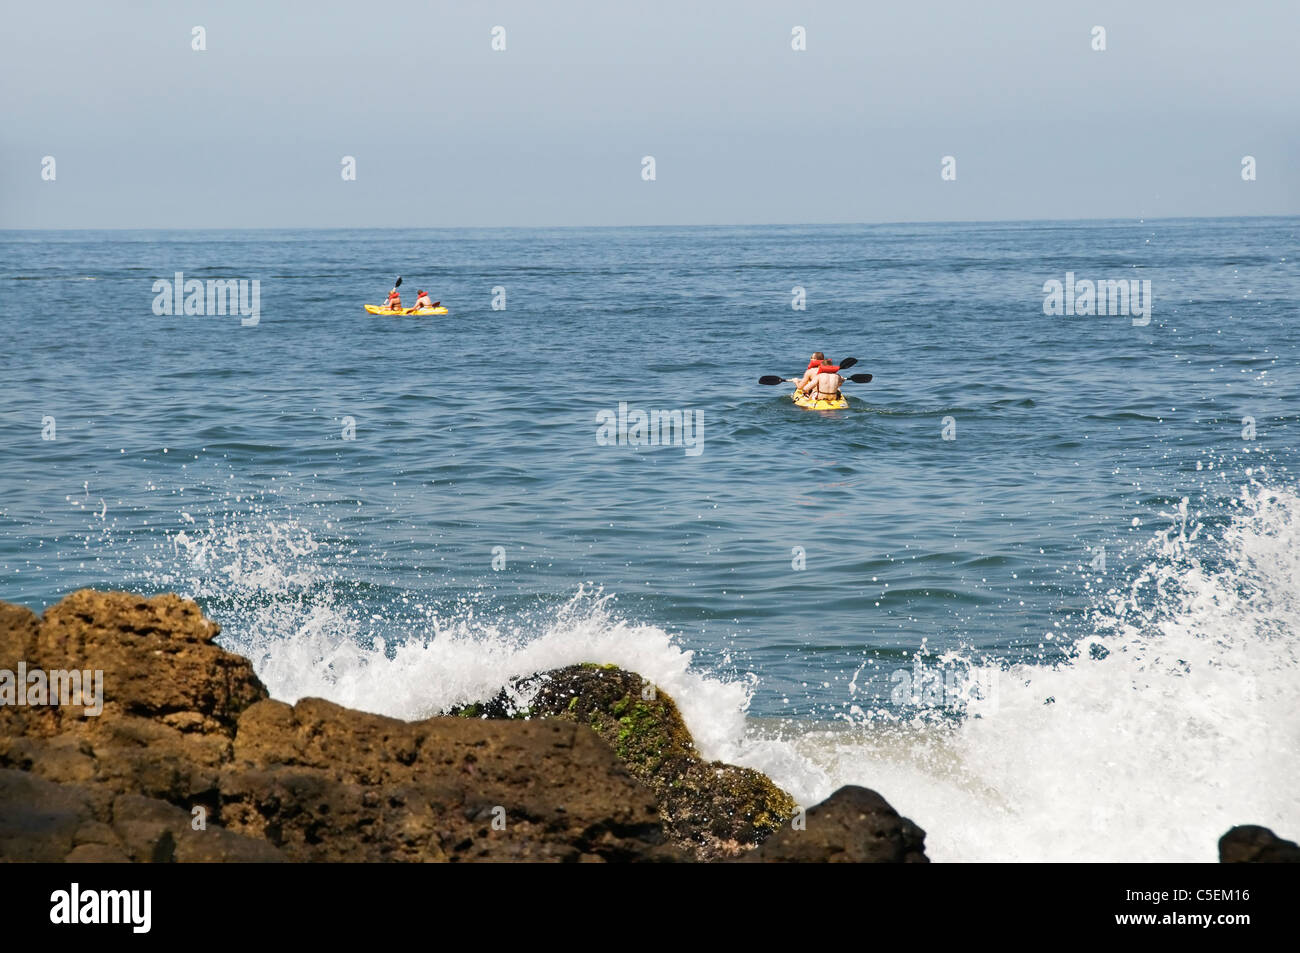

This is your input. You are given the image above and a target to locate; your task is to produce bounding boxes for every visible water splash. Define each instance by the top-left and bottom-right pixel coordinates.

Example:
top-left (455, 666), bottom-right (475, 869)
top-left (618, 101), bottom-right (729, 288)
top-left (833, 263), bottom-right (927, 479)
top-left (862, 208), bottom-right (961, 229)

top-left (142, 510), bottom-right (755, 758)
top-left (137, 478), bottom-right (1300, 861)
top-left (740, 478), bottom-right (1300, 861)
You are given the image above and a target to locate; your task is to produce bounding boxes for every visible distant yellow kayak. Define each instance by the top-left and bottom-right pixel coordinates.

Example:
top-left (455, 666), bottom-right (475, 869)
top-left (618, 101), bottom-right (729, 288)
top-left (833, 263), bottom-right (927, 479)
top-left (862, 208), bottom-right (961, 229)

top-left (364, 304), bottom-right (449, 316)
top-left (792, 390), bottom-right (848, 410)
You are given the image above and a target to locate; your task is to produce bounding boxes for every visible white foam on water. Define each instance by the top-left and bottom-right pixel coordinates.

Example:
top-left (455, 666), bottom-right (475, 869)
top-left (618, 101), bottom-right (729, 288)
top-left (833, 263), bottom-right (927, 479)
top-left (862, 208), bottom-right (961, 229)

top-left (736, 480), bottom-right (1300, 861)
top-left (147, 515), bottom-right (755, 758)
top-left (246, 589), bottom-right (754, 760)
top-left (144, 479), bottom-right (1300, 862)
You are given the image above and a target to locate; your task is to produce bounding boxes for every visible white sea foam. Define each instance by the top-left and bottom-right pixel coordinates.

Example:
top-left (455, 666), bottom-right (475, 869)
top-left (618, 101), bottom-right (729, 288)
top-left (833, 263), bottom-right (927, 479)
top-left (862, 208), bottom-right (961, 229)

top-left (147, 480), bottom-right (1300, 862)
top-left (738, 480), bottom-right (1300, 861)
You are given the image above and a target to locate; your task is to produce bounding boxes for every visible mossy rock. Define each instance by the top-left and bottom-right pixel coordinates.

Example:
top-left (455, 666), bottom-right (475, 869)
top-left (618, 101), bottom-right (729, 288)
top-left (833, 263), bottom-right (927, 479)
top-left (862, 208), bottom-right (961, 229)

top-left (525, 665), bottom-right (796, 859)
top-left (443, 697), bottom-right (528, 720)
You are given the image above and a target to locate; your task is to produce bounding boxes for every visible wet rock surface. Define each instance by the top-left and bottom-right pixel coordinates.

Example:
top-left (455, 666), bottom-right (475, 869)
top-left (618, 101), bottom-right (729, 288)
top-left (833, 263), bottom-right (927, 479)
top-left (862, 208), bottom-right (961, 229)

top-left (2, 590), bottom-right (930, 863)
top-left (457, 664), bottom-right (798, 859)
top-left (737, 785), bottom-right (929, 863)
top-left (1219, 824), bottom-right (1300, 863)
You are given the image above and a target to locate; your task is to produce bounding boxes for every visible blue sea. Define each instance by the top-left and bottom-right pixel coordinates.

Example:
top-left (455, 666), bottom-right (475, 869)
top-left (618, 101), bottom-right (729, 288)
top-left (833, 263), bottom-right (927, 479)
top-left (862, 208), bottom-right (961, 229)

top-left (2, 218), bottom-right (1297, 860)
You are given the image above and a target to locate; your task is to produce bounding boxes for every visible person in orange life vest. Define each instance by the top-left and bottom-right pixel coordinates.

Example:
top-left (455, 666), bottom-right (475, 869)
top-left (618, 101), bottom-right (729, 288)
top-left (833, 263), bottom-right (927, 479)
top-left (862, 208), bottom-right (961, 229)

top-left (795, 352), bottom-right (828, 396)
top-left (413, 290), bottom-right (434, 310)
top-left (803, 358), bottom-right (844, 401)
top-left (385, 287), bottom-right (403, 311)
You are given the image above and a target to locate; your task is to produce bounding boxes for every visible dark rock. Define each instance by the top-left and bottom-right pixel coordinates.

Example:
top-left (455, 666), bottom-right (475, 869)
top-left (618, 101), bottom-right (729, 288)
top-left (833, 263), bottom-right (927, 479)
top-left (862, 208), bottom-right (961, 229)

top-left (0, 768), bottom-right (97, 861)
top-left (0, 767), bottom-right (283, 862)
top-left (739, 785), bottom-right (929, 862)
top-left (1219, 825), bottom-right (1300, 863)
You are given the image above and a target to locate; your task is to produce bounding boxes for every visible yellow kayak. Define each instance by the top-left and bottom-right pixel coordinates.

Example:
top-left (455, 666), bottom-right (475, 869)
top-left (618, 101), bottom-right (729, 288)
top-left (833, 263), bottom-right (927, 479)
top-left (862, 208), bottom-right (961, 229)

top-left (792, 390), bottom-right (848, 410)
top-left (364, 304), bottom-right (449, 316)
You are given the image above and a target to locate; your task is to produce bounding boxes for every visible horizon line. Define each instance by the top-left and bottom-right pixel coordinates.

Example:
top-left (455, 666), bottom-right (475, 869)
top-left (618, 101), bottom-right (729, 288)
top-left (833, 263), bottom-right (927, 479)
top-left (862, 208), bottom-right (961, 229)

top-left (2, 212), bottom-right (1296, 233)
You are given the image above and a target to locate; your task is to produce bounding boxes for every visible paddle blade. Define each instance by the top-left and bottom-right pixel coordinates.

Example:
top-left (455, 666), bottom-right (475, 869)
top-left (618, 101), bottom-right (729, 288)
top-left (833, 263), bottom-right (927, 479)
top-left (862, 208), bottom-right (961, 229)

top-left (395, 276), bottom-right (403, 288)
top-left (846, 373), bottom-right (873, 383)
top-left (758, 375), bottom-right (787, 385)
top-left (838, 357), bottom-right (859, 370)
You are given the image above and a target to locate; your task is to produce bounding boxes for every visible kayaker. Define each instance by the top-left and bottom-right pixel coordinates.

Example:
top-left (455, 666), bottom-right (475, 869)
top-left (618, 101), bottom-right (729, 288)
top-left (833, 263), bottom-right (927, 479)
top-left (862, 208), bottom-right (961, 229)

top-left (385, 286), bottom-right (403, 311)
top-left (802, 357), bottom-right (844, 402)
top-left (412, 290), bottom-right (434, 310)
top-left (795, 352), bottom-right (828, 395)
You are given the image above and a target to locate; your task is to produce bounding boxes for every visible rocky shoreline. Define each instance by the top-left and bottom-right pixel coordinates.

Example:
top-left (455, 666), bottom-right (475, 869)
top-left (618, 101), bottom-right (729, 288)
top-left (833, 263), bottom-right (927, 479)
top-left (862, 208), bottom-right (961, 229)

top-left (0, 590), bottom-right (1294, 863)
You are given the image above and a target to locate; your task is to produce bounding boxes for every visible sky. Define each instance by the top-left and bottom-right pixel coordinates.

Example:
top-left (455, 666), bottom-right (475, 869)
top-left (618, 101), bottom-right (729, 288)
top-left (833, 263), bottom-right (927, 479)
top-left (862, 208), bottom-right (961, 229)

top-left (2, 0), bottom-right (1297, 228)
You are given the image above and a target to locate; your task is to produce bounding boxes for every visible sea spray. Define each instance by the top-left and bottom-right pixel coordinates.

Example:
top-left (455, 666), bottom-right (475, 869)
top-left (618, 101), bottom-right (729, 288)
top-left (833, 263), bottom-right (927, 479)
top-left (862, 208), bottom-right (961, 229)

top-left (738, 479), bottom-right (1300, 861)
top-left (147, 511), bottom-right (755, 758)
top-left (138, 478), bottom-right (1300, 862)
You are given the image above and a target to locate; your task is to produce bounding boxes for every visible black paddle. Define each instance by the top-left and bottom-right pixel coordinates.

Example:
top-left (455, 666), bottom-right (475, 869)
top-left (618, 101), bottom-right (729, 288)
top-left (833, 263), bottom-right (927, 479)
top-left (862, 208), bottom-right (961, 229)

top-left (371, 276), bottom-right (404, 313)
top-left (754, 356), bottom-right (860, 385)
top-left (759, 373), bottom-right (872, 385)
top-left (758, 356), bottom-right (864, 385)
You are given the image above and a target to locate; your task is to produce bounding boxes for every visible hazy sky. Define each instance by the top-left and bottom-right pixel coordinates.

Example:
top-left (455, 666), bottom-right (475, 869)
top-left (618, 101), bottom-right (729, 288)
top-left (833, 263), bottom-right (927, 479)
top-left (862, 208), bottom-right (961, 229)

top-left (2, 0), bottom-right (1297, 228)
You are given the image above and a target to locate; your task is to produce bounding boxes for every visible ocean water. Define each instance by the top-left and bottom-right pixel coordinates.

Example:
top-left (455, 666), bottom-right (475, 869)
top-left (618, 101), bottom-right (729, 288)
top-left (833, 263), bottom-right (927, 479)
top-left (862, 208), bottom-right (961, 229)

top-left (1, 218), bottom-right (1297, 861)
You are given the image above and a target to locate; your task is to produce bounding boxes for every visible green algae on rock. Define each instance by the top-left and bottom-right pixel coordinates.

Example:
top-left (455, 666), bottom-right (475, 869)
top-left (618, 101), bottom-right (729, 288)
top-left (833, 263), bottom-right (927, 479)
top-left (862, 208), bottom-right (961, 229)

top-left (473, 664), bottom-right (797, 860)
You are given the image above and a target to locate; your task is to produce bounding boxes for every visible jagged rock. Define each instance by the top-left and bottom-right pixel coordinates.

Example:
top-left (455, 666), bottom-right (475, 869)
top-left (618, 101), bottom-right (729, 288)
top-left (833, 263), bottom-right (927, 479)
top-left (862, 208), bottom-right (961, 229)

top-left (739, 785), bottom-right (929, 862)
top-left (4, 590), bottom-right (920, 864)
top-left (0, 602), bottom-right (39, 665)
top-left (33, 589), bottom-right (267, 732)
top-left (0, 590), bottom-right (266, 807)
top-left (0, 592), bottom-right (687, 863)
top-left (1219, 825), bottom-right (1300, 863)
top-left (459, 664), bottom-right (796, 859)
top-left (220, 696), bottom-right (679, 862)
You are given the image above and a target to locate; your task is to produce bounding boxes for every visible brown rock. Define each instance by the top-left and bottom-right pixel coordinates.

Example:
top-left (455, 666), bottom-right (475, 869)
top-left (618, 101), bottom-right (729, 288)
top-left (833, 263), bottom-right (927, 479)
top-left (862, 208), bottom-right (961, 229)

top-left (0, 602), bottom-right (39, 665)
top-left (3, 590), bottom-right (878, 863)
top-left (34, 589), bottom-right (267, 732)
top-left (0, 591), bottom-right (265, 806)
top-left (0, 603), bottom-right (47, 740)
top-left (111, 792), bottom-right (286, 863)
top-left (220, 697), bottom-right (678, 862)
top-left (66, 843), bottom-right (131, 862)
